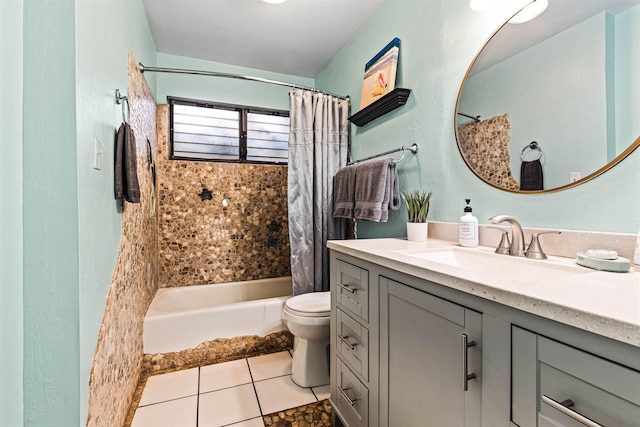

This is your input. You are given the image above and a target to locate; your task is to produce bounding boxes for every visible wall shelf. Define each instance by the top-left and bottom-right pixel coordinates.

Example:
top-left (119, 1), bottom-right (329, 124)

top-left (348, 88), bottom-right (412, 127)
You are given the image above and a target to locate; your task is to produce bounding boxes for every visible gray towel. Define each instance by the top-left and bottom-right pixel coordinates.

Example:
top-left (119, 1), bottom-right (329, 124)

top-left (333, 164), bottom-right (358, 218)
top-left (354, 158), bottom-right (398, 222)
top-left (520, 159), bottom-right (543, 191)
top-left (114, 122), bottom-right (141, 203)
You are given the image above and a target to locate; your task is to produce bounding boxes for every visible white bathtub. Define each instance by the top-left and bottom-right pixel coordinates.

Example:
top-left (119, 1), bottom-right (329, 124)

top-left (143, 277), bottom-right (292, 354)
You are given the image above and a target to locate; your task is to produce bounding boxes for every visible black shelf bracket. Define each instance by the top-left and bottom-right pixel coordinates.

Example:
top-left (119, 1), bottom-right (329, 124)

top-left (348, 88), bottom-right (411, 127)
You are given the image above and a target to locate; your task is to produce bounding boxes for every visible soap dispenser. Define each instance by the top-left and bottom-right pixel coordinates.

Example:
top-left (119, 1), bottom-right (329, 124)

top-left (459, 199), bottom-right (478, 247)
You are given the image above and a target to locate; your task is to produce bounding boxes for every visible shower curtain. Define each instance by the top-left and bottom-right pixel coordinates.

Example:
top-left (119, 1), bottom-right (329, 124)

top-left (288, 90), bottom-right (350, 295)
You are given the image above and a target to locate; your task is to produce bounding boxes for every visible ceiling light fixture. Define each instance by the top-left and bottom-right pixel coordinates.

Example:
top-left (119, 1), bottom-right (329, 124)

top-left (508, 0), bottom-right (549, 24)
top-left (469, 0), bottom-right (508, 12)
top-left (263, 0), bottom-right (287, 4)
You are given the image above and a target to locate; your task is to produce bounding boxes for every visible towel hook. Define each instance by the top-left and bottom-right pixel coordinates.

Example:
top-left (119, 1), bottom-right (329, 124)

top-left (115, 89), bottom-right (130, 123)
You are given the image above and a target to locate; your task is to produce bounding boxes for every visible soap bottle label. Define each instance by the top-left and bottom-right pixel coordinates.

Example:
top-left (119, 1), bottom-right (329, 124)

top-left (460, 222), bottom-right (476, 239)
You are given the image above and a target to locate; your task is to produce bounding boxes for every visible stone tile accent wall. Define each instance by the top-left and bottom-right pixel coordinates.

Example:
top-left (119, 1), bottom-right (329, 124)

top-left (86, 52), bottom-right (158, 427)
top-left (156, 105), bottom-right (291, 288)
top-left (141, 331), bottom-right (293, 375)
top-left (457, 114), bottom-right (520, 191)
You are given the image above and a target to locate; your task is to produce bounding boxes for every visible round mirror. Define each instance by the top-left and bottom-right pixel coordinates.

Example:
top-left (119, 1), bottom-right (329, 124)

top-left (455, 0), bottom-right (640, 193)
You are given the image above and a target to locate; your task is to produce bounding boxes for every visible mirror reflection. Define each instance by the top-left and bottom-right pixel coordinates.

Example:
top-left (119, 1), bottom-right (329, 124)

top-left (456, 0), bottom-right (640, 193)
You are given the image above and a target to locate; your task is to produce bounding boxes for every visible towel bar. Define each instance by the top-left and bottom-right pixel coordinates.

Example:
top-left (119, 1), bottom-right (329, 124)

top-left (347, 143), bottom-right (418, 165)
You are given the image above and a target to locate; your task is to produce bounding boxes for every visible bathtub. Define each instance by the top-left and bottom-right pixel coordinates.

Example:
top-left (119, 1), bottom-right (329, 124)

top-left (143, 276), bottom-right (292, 354)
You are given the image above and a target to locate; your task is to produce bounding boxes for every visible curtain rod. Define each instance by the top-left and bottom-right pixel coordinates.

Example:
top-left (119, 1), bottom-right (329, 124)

top-left (138, 63), bottom-right (349, 100)
top-left (457, 112), bottom-right (481, 123)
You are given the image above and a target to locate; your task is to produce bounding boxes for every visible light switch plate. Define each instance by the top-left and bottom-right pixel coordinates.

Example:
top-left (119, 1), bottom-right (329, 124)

top-left (93, 137), bottom-right (102, 170)
top-left (569, 171), bottom-right (581, 182)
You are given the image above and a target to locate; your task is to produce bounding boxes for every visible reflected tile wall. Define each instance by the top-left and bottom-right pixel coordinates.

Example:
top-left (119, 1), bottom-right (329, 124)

top-left (457, 113), bottom-right (520, 191)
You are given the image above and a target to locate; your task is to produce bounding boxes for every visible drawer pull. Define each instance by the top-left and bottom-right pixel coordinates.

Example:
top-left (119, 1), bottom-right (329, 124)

top-left (338, 334), bottom-right (357, 350)
top-left (542, 395), bottom-right (604, 427)
top-left (338, 386), bottom-right (357, 407)
top-left (338, 283), bottom-right (356, 293)
top-left (461, 334), bottom-right (476, 391)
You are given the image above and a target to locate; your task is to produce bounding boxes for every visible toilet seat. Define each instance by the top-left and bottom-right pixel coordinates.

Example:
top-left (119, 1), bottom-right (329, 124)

top-left (284, 292), bottom-right (330, 317)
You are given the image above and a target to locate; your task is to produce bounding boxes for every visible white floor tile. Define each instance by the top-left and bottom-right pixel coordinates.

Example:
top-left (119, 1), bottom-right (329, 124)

top-left (139, 368), bottom-right (199, 406)
top-left (131, 396), bottom-right (197, 427)
top-left (200, 359), bottom-right (252, 393)
top-left (254, 375), bottom-right (317, 415)
top-left (312, 384), bottom-right (330, 401)
top-left (198, 383), bottom-right (261, 427)
top-left (247, 351), bottom-right (292, 381)
top-left (225, 417), bottom-right (265, 427)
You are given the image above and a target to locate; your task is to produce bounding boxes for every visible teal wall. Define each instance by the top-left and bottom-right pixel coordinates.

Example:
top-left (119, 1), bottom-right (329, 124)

top-left (22, 0), bottom-right (80, 426)
top-left (75, 0), bottom-right (156, 423)
top-left (317, 0), bottom-right (640, 235)
top-left (156, 53), bottom-right (313, 110)
top-left (0, 0), bottom-right (156, 425)
top-left (0, 0), bottom-right (24, 425)
top-left (460, 13), bottom-right (608, 189)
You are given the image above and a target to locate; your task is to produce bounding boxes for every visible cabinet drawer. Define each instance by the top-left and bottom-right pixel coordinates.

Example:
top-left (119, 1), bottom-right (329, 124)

top-left (538, 336), bottom-right (640, 427)
top-left (336, 309), bottom-right (369, 381)
top-left (336, 259), bottom-right (369, 322)
top-left (335, 359), bottom-right (369, 427)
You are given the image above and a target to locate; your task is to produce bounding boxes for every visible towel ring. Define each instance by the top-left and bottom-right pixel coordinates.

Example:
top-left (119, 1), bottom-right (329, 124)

top-left (520, 141), bottom-right (544, 162)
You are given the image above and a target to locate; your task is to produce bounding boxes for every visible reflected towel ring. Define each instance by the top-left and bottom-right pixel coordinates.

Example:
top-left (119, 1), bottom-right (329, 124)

top-left (520, 141), bottom-right (544, 162)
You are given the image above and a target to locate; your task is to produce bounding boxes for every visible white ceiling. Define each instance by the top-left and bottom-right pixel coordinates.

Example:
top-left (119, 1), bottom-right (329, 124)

top-left (142, 0), bottom-right (385, 78)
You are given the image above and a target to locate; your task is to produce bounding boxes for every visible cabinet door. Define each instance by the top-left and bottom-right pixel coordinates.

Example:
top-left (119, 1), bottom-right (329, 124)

top-left (512, 326), bottom-right (640, 427)
top-left (379, 277), bottom-right (482, 427)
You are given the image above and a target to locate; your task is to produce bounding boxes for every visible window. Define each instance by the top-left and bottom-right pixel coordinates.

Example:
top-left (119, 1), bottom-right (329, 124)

top-left (169, 97), bottom-right (289, 164)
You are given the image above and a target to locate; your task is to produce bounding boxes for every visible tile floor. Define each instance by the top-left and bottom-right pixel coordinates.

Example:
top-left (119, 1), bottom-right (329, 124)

top-left (131, 350), bottom-right (330, 427)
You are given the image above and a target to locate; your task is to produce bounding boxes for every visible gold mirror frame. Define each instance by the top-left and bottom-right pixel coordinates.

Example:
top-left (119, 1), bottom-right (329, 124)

top-left (455, 11), bottom-right (640, 195)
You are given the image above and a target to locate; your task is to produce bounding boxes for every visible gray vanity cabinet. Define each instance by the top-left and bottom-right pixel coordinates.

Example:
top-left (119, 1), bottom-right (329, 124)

top-left (379, 277), bottom-right (482, 427)
top-left (512, 327), bottom-right (640, 427)
top-left (329, 246), bottom-right (640, 427)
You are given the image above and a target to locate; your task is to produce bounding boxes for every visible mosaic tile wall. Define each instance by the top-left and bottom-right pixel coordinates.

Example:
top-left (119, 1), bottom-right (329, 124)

top-left (156, 105), bottom-right (291, 288)
top-left (457, 113), bottom-right (520, 191)
top-left (86, 52), bottom-right (158, 427)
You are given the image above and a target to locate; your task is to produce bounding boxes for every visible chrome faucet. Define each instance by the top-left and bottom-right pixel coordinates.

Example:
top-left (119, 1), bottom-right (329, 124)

top-left (489, 215), bottom-right (526, 257)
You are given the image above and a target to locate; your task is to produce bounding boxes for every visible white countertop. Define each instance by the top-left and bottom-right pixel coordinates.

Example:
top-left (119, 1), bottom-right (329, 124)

top-left (328, 238), bottom-right (640, 348)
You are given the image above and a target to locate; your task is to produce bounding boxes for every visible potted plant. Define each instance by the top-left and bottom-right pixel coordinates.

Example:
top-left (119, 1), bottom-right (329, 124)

top-left (402, 189), bottom-right (432, 242)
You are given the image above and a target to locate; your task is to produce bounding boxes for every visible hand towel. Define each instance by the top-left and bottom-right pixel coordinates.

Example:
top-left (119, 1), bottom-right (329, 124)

top-left (114, 122), bottom-right (141, 203)
top-left (354, 157), bottom-right (394, 222)
top-left (520, 159), bottom-right (543, 191)
top-left (333, 164), bottom-right (358, 218)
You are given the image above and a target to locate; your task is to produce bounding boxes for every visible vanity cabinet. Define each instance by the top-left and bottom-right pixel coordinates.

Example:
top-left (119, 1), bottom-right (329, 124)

top-left (379, 277), bottom-right (482, 426)
top-left (512, 327), bottom-right (640, 427)
top-left (329, 246), bottom-right (640, 427)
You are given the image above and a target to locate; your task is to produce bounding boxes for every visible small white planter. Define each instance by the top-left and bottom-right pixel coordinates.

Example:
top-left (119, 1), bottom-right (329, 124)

top-left (406, 222), bottom-right (428, 242)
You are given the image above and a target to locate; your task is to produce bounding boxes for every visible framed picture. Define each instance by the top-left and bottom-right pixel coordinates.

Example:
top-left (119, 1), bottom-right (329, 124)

top-left (359, 38), bottom-right (400, 110)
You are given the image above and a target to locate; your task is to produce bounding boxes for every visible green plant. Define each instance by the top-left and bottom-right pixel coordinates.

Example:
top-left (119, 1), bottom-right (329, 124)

top-left (402, 190), bottom-right (432, 223)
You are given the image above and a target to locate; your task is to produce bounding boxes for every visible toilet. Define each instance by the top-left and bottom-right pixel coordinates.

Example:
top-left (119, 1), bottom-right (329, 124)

top-left (282, 291), bottom-right (331, 388)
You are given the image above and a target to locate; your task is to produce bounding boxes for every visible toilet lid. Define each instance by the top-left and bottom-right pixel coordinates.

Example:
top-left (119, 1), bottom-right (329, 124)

top-left (285, 292), bottom-right (330, 317)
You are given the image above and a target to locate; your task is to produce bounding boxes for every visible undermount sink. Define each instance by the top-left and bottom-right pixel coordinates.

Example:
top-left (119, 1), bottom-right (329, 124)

top-left (397, 247), bottom-right (592, 282)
